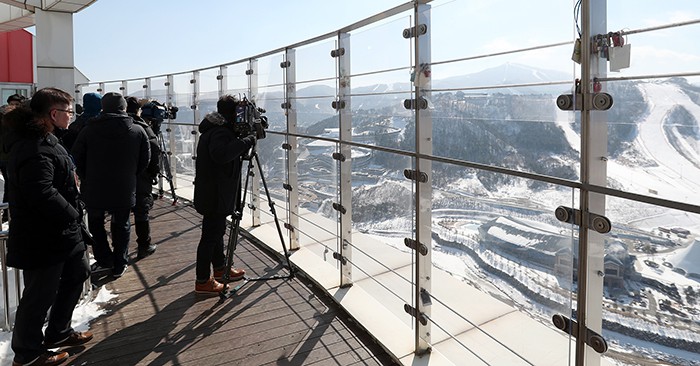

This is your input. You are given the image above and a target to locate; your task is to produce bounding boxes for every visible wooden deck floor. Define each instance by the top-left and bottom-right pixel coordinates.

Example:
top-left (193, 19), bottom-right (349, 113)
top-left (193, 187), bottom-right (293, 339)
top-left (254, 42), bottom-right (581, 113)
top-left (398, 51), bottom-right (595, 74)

top-left (65, 198), bottom-right (396, 366)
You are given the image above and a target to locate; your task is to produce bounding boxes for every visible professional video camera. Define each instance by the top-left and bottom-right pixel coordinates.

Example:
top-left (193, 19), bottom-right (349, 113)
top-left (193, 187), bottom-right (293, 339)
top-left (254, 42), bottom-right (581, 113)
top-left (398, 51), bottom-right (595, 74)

top-left (231, 96), bottom-right (268, 140)
top-left (141, 100), bottom-right (179, 135)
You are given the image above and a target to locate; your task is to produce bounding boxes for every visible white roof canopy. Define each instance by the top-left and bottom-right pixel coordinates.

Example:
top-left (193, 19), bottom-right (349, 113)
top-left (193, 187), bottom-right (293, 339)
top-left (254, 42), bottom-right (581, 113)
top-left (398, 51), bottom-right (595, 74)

top-left (0, 0), bottom-right (95, 32)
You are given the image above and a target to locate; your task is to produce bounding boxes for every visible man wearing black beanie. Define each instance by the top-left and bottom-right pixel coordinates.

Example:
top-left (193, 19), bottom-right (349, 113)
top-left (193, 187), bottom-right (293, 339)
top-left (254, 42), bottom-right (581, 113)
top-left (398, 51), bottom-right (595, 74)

top-left (72, 92), bottom-right (150, 278)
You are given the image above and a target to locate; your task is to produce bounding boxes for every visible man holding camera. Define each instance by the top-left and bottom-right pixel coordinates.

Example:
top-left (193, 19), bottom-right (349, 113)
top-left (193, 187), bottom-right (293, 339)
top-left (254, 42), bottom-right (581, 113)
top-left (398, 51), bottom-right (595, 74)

top-left (193, 95), bottom-right (257, 294)
top-left (126, 97), bottom-right (160, 259)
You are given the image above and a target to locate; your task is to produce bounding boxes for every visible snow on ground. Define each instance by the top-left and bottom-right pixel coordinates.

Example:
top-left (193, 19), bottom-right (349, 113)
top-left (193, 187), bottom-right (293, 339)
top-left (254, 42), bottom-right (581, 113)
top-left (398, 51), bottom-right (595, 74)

top-left (0, 286), bottom-right (116, 366)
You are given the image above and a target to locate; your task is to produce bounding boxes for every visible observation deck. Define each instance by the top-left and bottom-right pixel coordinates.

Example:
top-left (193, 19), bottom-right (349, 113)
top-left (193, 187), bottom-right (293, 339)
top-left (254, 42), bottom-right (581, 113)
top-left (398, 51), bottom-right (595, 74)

top-left (3, 1), bottom-right (700, 365)
top-left (64, 197), bottom-right (393, 366)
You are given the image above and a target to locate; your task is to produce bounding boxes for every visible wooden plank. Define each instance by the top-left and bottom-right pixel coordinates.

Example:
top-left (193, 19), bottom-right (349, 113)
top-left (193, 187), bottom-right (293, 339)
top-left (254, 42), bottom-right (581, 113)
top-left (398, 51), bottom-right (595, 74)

top-left (64, 198), bottom-right (393, 366)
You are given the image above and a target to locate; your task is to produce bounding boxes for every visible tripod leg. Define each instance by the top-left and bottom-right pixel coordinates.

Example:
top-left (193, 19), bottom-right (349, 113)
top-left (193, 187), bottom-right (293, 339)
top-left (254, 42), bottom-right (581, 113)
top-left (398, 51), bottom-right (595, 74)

top-left (219, 158), bottom-right (255, 298)
top-left (157, 133), bottom-right (178, 205)
top-left (253, 153), bottom-right (294, 277)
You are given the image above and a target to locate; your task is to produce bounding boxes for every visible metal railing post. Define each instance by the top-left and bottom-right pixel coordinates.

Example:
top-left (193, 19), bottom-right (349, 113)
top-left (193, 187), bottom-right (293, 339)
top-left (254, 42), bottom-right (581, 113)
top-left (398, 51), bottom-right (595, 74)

top-left (248, 59), bottom-right (261, 226)
top-left (1, 227), bottom-right (10, 331)
top-left (337, 31), bottom-right (353, 287)
top-left (577, 1), bottom-right (608, 365)
top-left (284, 49), bottom-right (300, 250)
top-left (414, 1), bottom-right (433, 354)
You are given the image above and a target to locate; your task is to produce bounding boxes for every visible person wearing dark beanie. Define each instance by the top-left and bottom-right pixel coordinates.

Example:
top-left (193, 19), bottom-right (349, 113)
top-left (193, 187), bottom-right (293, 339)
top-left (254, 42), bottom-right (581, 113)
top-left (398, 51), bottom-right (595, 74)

top-left (72, 92), bottom-right (150, 279)
top-left (101, 92), bottom-right (127, 114)
top-left (62, 92), bottom-right (102, 151)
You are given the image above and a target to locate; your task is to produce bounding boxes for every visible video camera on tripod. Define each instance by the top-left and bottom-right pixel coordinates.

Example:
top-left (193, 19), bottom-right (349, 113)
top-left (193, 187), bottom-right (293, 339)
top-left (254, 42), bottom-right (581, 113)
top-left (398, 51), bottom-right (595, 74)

top-left (141, 100), bottom-right (179, 135)
top-left (232, 96), bottom-right (269, 140)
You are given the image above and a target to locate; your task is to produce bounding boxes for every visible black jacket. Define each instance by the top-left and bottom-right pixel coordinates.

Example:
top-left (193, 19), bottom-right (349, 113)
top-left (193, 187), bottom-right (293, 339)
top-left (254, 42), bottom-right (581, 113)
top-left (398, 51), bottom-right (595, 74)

top-left (130, 114), bottom-right (160, 202)
top-left (2, 106), bottom-right (86, 269)
top-left (72, 112), bottom-right (150, 210)
top-left (194, 112), bottom-right (255, 216)
top-left (61, 112), bottom-right (95, 153)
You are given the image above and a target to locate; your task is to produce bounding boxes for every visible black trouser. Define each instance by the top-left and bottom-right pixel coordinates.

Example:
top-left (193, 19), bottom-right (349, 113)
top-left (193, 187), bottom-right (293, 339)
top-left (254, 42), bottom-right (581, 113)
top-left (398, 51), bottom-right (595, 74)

top-left (195, 214), bottom-right (228, 282)
top-left (87, 207), bottom-right (131, 269)
top-left (133, 198), bottom-right (152, 248)
top-left (12, 251), bottom-right (90, 364)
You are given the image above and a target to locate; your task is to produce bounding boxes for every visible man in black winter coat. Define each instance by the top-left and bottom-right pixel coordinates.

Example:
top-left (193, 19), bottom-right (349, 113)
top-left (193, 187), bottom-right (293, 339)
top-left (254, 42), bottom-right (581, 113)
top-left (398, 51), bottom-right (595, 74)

top-left (61, 92), bottom-right (101, 152)
top-left (126, 97), bottom-right (159, 259)
top-left (3, 87), bottom-right (92, 366)
top-left (72, 92), bottom-right (150, 278)
top-left (193, 94), bottom-right (256, 294)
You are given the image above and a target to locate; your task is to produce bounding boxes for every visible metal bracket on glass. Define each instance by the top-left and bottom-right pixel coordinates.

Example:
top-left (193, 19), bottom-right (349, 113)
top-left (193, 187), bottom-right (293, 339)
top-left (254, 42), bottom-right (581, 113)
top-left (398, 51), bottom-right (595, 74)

top-left (404, 169), bottom-right (428, 183)
top-left (554, 206), bottom-right (612, 234)
top-left (142, 84), bottom-right (148, 89)
top-left (330, 48), bottom-right (345, 58)
top-left (556, 93), bottom-right (613, 111)
top-left (404, 304), bottom-right (428, 325)
top-left (332, 202), bottom-right (346, 215)
top-left (332, 152), bottom-right (346, 162)
top-left (402, 24), bottom-right (427, 39)
top-left (189, 79), bottom-right (196, 84)
top-left (281, 101), bottom-right (291, 109)
top-left (283, 183), bottom-right (293, 192)
top-left (404, 238), bottom-right (428, 256)
top-left (332, 251), bottom-right (347, 265)
top-left (284, 222), bottom-right (295, 233)
top-left (552, 314), bottom-right (608, 354)
top-left (216, 74), bottom-right (224, 80)
top-left (420, 288), bottom-right (432, 306)
top-left (403, 97), bottom-right (428, 110)
top-left (282, 143), bottom-right (292, 150)
top-left (245, 69), bottom-right (254, 75)
top-left (279, 61), bottom-right (291, 68)
top-left (119, 86), bottom-right (125, 90)
top-left (331, 100), bottom-right (346, 110)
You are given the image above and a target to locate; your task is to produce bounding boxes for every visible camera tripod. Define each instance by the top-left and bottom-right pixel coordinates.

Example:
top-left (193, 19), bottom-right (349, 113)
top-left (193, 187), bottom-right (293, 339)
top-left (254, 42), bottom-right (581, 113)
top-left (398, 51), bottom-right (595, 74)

top-left (219, 146), bottom-right (294, 299)
top-left (155, 130), bottom-right (178, 205)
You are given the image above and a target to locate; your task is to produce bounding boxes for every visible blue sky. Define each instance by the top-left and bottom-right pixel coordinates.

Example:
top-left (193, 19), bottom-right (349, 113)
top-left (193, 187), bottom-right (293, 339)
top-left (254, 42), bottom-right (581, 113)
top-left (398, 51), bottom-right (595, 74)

top-left (71, 0), bottom-right (700, 84)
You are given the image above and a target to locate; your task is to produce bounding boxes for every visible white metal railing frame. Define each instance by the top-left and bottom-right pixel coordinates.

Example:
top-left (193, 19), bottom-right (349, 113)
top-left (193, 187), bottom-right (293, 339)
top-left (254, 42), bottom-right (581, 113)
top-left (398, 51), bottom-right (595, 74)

top-left (71, 1), bottom-right (700, 365)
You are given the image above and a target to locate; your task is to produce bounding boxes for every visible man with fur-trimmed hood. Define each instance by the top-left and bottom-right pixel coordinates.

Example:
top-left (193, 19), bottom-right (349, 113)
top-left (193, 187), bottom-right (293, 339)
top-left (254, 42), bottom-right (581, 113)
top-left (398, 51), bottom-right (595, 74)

top-left (193, 94), bottom-right (256, 294)
top-left (3, 88), bottom-right (93, 366)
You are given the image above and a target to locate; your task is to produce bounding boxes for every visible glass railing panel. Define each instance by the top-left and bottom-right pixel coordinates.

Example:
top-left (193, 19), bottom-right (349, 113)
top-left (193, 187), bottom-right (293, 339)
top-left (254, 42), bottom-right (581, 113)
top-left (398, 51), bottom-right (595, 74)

top-left (250, 133), bottom-right (287, 226)
top-left (295, 39), bottom-right (336, 85)
top-left (603, 196), bottom-right (700, 366)
top-left (168, 102), bottom-right (196, 179)
top-left (148, 76), bottom-right (168, 103)
top-left (294, 137), bottom-right (339, 268)
top-left (198, 67), bottom-right (221, 119)
top-left (101, 81), bottom-right (122, 95)
top-left (605, 77), bottom-right (700, 207)
top-left (256, 53), bottom-right (285, 133)
top-left (429, 162), bottom-right (577, 364)
top-left (79, 83), bottom-right (101, 96)
top-left (223, 62), bottom-right (248, 96)
top-left (428, 80), bottom-right (579, 181)
top-left (429, 0), bottom-right (575, 73)
top-left (349, 88), bottom-right (414, 152)
top-left (349, 151), bottom-right (415, 328)
top-left (171, 73), bottom-right (193, 120)
top-left (198, 67), bottom-right (220, 102)
top-left (126, 80), bottom-right (146, 100)
top-left (349, 12), bottom-right (412, 77)
top-left (295, 96), bottom-right (338, 138)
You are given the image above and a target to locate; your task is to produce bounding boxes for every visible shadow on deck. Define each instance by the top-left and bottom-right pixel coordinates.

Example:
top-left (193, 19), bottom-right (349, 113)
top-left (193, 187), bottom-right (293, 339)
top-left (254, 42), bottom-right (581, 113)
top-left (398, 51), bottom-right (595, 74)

top-left (66, 198), bottom-right (395, 366)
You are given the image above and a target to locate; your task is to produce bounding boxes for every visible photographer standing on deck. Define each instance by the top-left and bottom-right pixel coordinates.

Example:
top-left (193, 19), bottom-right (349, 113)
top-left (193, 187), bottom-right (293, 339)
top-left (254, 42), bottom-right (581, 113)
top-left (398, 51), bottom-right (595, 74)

top-left (72, 92), bottom-right (150, 278)
top-left (126, 97), bottom-right (159, 259)
top-left (3, 88), bottom-right (93, 366)
top-left (193, 94), bottom-right (256, 294)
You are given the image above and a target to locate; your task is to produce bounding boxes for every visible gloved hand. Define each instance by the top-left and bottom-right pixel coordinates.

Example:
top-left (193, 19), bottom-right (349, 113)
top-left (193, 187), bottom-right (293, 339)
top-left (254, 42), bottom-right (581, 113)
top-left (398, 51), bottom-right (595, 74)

top-left (253, 122), bottom-right (266, 139)
top-left (242, 134), bottom-right (256, 148)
